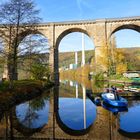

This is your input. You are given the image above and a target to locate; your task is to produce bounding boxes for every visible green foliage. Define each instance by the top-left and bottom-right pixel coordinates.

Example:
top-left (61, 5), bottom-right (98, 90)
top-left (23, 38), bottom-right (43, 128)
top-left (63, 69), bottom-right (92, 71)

top-left (110, 74), bottom-right (122, 79)
top-left (94, 80), bottom-right (104, 88)
top-left (30, 98), bottom-right (46, 111)
top-left (13, 79), bottom-right (43, 87)
top-left (124, 48), bottom-right (140, 71)
top-left (109, 82), bottom-right (124, 88)
top-left (30, 63), bottom-right (50, 80)
top-left (0, 79), bottom-right (43, 92)
top-left (30, 93), bottom-right (50, 111)
top-left (93, 72), bottom-right (104, 81)
top-left (0, 81), bottom-right (9, 92)
top-left (109, 74), bottom-right (132, 82)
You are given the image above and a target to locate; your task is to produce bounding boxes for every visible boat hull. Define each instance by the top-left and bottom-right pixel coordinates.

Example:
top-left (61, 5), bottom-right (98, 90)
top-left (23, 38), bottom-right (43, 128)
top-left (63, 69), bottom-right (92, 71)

top-left (101, 93), bottom-right (128, 107)
top-left (102, 102), bottom-right (128, 113)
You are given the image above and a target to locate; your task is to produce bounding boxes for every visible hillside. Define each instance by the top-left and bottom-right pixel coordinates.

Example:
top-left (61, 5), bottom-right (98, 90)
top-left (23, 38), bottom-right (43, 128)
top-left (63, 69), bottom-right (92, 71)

top-left (120, 47), bottom-right (140, 70)
top-left (59, 50), bottom-right (94, 68)
top-left (59, 47), bottom-right (140, 70)
top-left (119, 47), bottom-right (140, 53)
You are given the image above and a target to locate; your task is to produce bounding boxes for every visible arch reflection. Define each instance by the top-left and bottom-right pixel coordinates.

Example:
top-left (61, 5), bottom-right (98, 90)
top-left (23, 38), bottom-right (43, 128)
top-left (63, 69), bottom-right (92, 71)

top-left (119, 100), bottom-right (140, 139)
top-left (55, 83), bottom-right (97, 136)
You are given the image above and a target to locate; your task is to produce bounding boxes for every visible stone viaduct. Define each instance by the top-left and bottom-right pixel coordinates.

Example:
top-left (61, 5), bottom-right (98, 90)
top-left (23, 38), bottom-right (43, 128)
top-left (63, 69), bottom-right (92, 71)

top-left (1, 16), bottom-right (140, 84)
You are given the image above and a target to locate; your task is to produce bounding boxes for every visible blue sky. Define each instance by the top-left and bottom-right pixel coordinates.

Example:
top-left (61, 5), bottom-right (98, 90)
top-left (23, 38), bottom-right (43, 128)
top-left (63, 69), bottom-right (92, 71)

top-left (34, 0), bottom-right (140, 22)
top-left (1, 0), bottom-right (140, 52)
top-left (34, 0), bottom-right (140, 52)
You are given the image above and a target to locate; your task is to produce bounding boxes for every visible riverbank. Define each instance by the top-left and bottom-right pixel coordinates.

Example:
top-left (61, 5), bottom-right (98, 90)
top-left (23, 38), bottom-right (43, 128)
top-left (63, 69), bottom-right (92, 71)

top-left (0, 80), bottom-right (54, 117)
top-left (109, 79), bottom-right (140, 85)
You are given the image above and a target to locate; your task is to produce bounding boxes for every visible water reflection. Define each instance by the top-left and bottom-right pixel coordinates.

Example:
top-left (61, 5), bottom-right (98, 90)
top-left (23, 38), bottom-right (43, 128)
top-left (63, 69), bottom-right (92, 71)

top-left (16, 99), bottom-right (49, 129)
top-left (119, 100), bottom-right (140, 138)
top-left (0, 89), bottom-right (52, 138)
top-left (58, 80), bottom-right (140, 138)
top-left (58, 98), bottom-right (96, 130)
top-left (1, 79), bottom-right (140, 139)
top-left (56, 82), bottom-right (97, 135)
top-left (102, 102), bottom-right (128, 115)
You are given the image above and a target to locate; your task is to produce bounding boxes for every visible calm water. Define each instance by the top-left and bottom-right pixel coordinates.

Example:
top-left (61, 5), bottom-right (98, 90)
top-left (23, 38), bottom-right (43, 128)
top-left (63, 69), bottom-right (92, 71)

top-left (0, 80), bottom-right (140, 139)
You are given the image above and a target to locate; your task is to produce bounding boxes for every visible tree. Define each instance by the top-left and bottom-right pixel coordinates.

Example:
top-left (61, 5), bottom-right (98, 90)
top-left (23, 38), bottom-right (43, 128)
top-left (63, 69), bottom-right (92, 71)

top-left (115, 49), bottom-right (127, 74)
top-left (97, 35), bottom-right (127, 76)
top-left (18, 34), bottom-right (50, 79)
top-left (97, 42), bottom-right (109, 72)
top-left (30, 63), bottom-right (50, 81)
top-left (116, 63), bottom-right (127, 74)
top-left (0, 0), bottom-right (41, 81)
top-left (124, 48), bottom-right (140, 71)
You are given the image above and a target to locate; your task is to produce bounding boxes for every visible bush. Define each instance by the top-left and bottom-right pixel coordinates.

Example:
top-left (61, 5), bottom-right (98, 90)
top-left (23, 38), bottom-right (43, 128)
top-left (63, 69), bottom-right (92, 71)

top-left (30, 63), bottom-right (50, 80)
top-left (93, 72), bottom-right (104, 81)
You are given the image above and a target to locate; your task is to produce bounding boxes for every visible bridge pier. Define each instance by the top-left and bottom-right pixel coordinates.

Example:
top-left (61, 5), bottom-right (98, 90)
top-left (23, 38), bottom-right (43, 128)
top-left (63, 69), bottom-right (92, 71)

top-left (49, 46), bottom-right (59, 85)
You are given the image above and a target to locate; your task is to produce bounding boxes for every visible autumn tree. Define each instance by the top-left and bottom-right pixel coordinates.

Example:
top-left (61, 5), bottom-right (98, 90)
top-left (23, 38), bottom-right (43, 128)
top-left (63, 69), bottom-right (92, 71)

top-left (110, 36), bottom-right (127, 75)
top-left (0, 0), bottom-right (41, 81)
top-left (115, 49), bottom-right (127, 74)
top-left (97, 35), bottom-right (127, 76)
top-left (96, 42), bottom-right (109, 73)
top-left (124, 48), bottom-right (140, 71)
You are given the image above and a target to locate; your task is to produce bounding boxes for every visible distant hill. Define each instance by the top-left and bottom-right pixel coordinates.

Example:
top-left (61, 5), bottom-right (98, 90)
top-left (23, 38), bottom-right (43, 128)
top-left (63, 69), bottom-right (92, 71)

top-left (59, 47), bottom-right (140, 70)
top-left (59, 50), bottom-right (94, 68)
top-left (119, 47), bottom-right (140, 52)
top-left (120, 47), bottom-right (140, 70)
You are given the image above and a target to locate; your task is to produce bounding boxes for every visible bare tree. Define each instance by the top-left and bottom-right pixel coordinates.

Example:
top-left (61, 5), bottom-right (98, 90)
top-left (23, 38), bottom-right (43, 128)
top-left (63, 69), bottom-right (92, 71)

top-left (0, 0), bottom-right (41, 82)
top-left (18, 34), bottom-right (50, 79)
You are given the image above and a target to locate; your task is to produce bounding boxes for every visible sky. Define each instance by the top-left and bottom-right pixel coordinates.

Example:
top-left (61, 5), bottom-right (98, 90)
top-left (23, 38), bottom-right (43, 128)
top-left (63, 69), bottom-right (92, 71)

top-left (34, 0), bottom-right (140, 52)
top-left (0, 0), bottom-right (140, 52)
top-left (33, 0), bottom-right (140, 22)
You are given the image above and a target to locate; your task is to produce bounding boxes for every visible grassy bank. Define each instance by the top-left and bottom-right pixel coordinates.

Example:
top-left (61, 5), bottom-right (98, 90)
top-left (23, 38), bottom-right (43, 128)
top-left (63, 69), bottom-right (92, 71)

top-left (0, 80), bottom-right (54, 92)
top-left (0, 80), bottom-right (54, 115)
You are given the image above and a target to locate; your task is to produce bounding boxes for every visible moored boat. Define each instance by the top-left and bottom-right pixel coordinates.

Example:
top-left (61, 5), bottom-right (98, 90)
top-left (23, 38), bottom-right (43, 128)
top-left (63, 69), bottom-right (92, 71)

top-left (101, 93), bottom-right (128, 107)
top-left (102, 102), bottom-right (128, 114)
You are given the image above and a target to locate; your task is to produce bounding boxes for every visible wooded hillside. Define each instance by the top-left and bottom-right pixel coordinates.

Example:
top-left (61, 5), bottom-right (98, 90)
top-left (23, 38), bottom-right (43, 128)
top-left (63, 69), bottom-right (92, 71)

top-left (59, 47), bottom-right (140, 71)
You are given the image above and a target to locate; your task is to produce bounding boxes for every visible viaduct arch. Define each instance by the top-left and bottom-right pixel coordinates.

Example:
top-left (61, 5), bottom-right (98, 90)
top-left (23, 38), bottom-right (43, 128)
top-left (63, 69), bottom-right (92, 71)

top-left (0, 16), bottom-right (140, 84)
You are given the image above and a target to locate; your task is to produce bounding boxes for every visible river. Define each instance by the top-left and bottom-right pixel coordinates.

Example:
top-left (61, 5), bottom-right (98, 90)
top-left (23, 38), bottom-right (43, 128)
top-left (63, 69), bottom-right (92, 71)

top-left (0, 79), bottom-right (140, 140)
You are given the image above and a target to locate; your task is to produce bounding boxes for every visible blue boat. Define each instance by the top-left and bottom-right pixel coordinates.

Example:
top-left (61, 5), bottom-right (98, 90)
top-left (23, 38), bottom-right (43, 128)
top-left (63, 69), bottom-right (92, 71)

top-left (102, 102), bottom-right (128, 114)
top-left (101, 93), bottom-right (128, 107)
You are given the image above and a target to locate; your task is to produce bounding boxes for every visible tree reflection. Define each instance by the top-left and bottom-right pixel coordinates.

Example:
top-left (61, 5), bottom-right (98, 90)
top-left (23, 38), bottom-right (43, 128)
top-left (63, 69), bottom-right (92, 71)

top-left (30, 98), bottom-right (45, 111)
top-left (15, 93), bottom-right (50, 129)
top-left (30, 92), bottom-right (50, 111)
top-left (89, 80), bottom-right (104, 95)
top-left (20, 106), bottom-right (38, 128)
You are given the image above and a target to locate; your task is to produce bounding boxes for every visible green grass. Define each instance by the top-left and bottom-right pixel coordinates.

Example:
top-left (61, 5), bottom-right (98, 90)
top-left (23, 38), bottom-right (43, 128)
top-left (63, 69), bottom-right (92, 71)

top-left (109, 75), bottom-right (132, 82)
top-left (0, 79), bottom-right (54, 93)
top-left (13, 79), bottom-right (43, 87)
top-left (0, 79), bottom-right (54, 110)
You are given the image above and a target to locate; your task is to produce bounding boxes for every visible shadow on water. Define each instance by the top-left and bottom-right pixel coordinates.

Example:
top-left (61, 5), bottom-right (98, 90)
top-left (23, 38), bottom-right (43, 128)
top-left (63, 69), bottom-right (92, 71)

top-left (118, 129), bottom-right (140, 139)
